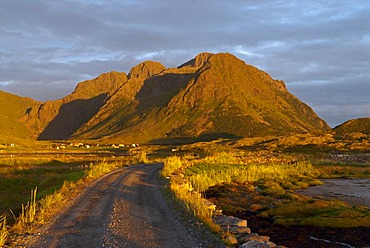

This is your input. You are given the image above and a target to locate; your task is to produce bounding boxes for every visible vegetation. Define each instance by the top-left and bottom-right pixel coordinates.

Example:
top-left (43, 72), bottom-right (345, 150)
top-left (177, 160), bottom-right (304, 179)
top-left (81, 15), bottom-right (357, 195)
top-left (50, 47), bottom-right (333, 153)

top-left (163, 149), bottom-right (370, 233)
top-left (334, 117), bottom-right (370, 135)
top-left (0, 214), bottom-right (7, 247)
top-left (0, 151), bottom-right (144, 245)
top-left (0, 130), bottom-right (368, 245)
top-left (0, 90), bottom-right (38, 141)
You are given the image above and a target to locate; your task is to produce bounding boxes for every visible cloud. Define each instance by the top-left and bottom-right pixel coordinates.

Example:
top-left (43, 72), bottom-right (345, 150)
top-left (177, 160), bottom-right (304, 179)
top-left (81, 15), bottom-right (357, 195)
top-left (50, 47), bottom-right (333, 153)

top-left (0, 0), bottom-right (369, 126)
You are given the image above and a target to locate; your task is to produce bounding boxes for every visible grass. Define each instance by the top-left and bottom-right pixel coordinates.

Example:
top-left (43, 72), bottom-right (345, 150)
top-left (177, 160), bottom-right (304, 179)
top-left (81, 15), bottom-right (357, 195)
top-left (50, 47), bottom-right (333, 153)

top-left (10, 188), bottom-right (37, 232)
top-left (0, 158), bottom-right (87, 218)
top-left (314, 163), bottom-right (370, 178)
top-left (0, 151), bottom-right (143, 245)
top-left (162, 152), bottom-right (319, 239)
top-left (185, 159), bottom-right (316, 192)
top-left (264, 198), bottom-right (370, 228)
top-left (0, 214), bottom-right (7, 247)
top-left (163, 150), bottom-right (370, 234)
top-left (162, 156), bottom-right (221, 233)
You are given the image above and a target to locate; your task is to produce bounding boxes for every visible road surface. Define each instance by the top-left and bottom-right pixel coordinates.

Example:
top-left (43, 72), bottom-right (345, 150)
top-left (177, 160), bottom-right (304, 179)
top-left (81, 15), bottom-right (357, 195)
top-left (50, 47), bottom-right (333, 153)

top-left (31, 163), bottom-right (222, 248)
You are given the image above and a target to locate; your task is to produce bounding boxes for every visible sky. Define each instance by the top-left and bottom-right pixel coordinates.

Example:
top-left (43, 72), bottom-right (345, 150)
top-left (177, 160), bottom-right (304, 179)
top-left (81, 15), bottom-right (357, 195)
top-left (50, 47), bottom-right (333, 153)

top-left (1, 0), bottom-right (369, 127)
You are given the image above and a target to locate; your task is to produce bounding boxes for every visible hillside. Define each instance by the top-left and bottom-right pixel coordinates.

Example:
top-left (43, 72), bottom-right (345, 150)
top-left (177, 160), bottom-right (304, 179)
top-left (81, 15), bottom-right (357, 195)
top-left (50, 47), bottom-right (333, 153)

top-left (13, 52), bottom-right (330, 143)
top-left (334, 117), bottom-right (370, 135)
top-left (0, 90), bottom-right (39, 141)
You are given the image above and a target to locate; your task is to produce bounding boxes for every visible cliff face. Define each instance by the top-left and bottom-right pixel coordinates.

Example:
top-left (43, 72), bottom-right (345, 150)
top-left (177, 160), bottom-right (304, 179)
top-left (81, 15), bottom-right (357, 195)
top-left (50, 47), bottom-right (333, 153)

top-left (14, 52), bottom-right (329, 142)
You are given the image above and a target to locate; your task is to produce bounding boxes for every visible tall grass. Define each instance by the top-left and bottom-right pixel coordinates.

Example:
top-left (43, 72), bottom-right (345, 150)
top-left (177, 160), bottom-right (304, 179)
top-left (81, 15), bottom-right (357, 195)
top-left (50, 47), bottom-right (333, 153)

top-left (186, 161), bottom-right (315, 192)
top-left (0, 214), bottom-right (7, 247)
top-left (162, 152), bottom-right (317, 230)
top-left (162, 156), bottom-right (185, 177)
top-left (11, 188), bottom-right (37, 232)
top-left (85, 161), bottom-right (120, 179)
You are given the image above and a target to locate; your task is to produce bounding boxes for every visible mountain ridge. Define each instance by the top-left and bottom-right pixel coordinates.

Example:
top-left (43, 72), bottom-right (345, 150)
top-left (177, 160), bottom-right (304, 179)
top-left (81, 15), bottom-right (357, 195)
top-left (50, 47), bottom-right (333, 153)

top-left (2, 52), bottom-right (332, 143)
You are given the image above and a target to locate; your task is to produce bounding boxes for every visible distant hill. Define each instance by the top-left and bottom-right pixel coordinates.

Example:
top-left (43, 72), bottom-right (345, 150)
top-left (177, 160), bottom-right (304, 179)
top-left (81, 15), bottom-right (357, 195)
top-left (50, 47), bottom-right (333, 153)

top-left (0, 90), bottom-right (39, 141)
top-left (9, 52), bottom-right (330, 143)
top-left (334, 117), bottom-right (370, 135)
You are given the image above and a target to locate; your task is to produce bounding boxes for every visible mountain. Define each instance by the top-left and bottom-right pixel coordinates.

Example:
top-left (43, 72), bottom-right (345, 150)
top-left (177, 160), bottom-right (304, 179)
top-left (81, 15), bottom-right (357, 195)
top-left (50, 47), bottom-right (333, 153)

top-left (0, 90), bottom-right (39, 141)
top-left (18, 52), bottom-right (329, 143)
top-left (334, 117), bottom-right (370, 135)
top-left (20, 71), bottom-right (127, 139)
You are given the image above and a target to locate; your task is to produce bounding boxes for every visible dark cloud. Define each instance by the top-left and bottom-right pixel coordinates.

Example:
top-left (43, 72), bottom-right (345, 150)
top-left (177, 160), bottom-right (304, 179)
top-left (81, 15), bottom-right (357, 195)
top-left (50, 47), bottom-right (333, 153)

top-left (1, 0), bottom-right (369, 127)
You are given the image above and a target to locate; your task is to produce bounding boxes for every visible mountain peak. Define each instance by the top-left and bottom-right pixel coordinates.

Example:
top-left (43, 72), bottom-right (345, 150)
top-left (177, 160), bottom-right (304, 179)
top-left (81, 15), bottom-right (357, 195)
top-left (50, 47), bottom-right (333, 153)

top-left (128, 61), bottom-right (166, 79)
top-left (178, 52), bottom-right (214, 68)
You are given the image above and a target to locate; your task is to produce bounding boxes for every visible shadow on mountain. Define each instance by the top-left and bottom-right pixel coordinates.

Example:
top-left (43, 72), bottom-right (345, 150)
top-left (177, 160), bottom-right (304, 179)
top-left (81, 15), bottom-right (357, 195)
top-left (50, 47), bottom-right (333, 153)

top-left (149, 133), bottom-right (242, 145)
top-left (38, 94), bottom-right (108, 140)
top-left (135, 73), bottom-right (194, 110)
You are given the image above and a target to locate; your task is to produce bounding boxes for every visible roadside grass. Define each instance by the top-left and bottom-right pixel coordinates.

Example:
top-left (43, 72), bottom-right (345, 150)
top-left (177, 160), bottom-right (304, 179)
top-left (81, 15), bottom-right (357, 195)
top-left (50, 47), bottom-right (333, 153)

top-left (0, 158), bottom-right (87, 220)
top-left (162, 156), bottom-right (221, 234)
top-left (0, 214), bottom-right (7, 247)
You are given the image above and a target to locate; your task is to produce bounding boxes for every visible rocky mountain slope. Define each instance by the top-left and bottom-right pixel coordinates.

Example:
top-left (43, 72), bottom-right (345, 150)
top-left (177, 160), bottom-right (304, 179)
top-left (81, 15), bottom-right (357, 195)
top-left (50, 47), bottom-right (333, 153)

top-left (334, 117), bottom-right (370, 135)
top-left (11, 52), bottom-right (330, 142)
top-left (20, 71), bottom-right (126, 139)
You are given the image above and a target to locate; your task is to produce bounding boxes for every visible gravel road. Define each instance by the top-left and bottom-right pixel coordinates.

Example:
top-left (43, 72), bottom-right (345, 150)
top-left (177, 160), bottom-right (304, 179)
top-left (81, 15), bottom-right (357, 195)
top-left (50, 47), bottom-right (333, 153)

top-left (31, 163), bottom-right (223, 248)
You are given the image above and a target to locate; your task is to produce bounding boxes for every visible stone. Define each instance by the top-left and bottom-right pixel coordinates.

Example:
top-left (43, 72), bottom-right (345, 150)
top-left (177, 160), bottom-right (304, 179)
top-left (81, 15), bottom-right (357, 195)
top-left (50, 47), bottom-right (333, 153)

top-left (244, 235), bottom-right (270, 243)
top-left (228, 226), bottom-right (251, 234)
top-left (224, 234), bottom-right (238, 245)
top-left (239, 240), bottom-right (271, 248)
top-left (213, 215), bottom-right (247, 227)
top-left (266, 241), bottom-right (277, 248)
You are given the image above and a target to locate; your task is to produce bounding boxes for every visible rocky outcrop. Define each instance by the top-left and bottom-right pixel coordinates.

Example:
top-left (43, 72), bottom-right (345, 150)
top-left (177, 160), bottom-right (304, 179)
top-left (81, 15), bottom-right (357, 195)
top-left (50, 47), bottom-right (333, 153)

top-left (127, 61), bottom-right (165, 79)
top-left (212, 211), bottom-right (283, 248)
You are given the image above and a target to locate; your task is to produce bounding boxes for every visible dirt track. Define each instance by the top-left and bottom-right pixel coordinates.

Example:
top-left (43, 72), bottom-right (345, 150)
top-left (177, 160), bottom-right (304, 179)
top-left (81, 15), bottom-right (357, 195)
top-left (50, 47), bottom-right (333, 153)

top-left (31, 163), bottom-right (222, 248)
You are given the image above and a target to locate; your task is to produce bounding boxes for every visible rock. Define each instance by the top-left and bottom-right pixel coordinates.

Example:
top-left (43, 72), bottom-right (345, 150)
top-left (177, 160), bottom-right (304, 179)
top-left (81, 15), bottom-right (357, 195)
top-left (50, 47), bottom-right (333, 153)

top-left (224, 234), bottom-right (238, 245)
top-left (213, 215), bottom-right (247, 227)
top-left (244, 234), bottom-right (270, 243)
top-left (239, 240), bottom-right (271, 248)
top-left (266, 241), bottom-right (277, 248)
top-left (228, 226), bottom-right (251, 234)
top-left (202, 199), bottom-right (216, 211)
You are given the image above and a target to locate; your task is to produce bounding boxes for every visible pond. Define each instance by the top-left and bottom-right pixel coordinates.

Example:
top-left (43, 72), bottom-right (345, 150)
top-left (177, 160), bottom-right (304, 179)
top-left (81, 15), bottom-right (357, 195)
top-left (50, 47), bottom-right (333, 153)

top-left (296, 178), bottom-right (370, 207)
